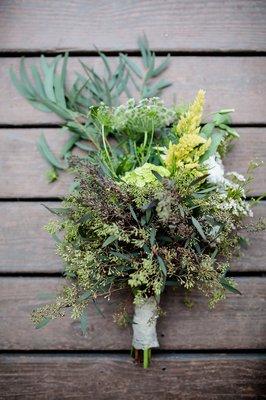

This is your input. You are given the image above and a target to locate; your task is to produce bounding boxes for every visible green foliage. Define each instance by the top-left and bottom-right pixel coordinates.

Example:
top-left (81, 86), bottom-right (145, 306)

top-left (80, 309), bottom-right (89, 335)
top-left (201, 109), bottom-right (239, 158)
top-left (37, 134), bottom-right (67, 170)
top-left (10, 54), bottom-right (74, 117)
top-left (31, 148), bottom-right (258, 327)
top-left (30, 95), bottom-right (264, 332)
top-left (10, 36), bottom-right (172, 181)
top-left (83, 97), bottom-right (180, 178)
top-left (121, 35), bottom-right (171, 98)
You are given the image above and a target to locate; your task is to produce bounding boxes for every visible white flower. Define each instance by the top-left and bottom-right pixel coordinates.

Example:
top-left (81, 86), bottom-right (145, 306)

top-left (204, 155), bottom-right (225, 184)
top-left (218, 197), bottom-right (252, 217)
top-left (227, 171), bottom-right (246, 182)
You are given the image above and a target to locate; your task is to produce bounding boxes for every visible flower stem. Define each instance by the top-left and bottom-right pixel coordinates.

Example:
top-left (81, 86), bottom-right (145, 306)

top-left (131, 347), bottom-right (152, 368)
top-left (143, 348), bottom-right (149, 368)
top-left (130, 346), bottom-right (151, 369)
top-left (148, 348), bottom-right (152, 363)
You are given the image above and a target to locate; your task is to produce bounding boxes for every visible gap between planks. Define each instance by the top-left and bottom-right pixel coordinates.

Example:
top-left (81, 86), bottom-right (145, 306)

top-left (2, 51), bottom-right (266, 58)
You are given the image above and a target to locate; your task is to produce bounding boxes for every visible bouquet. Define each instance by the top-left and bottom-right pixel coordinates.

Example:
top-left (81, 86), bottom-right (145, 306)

top-left (31, 91), bottom-right (264, 367)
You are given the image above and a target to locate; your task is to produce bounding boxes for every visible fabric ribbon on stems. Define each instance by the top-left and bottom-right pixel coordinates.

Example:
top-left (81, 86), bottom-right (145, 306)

top-left (131, 296), bottom-right (159, 368)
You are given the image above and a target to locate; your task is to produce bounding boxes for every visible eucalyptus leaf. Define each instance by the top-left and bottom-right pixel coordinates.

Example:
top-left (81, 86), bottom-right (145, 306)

top-left (150, 227), bottom-right (157, 246)
top-left (79, 291), bottom-right (91, 301)
top-left (200, 129), bottom-right (224, 162)
top-left (151, 170), bottom-right (163, 182)
top-left (109, 251), bottom-right (132, 261)
top-left (35, 317), bottom-right (51, 329)
top-left (151, 55), bottom-right (171, 77)
top-left (37, 134), bottom-right (67, 170)
top-left (129, 205), bottom-right (139, 224)
top-left (78, 213), bottom-right (92, 224)
top-left (80, 309), bottom-right (89, 335)
top-left (191, 216), bottom-right (206, 240)
top-left (92, 299), bottom-right (105, 318)
top-left (142, 199), bottom-right (158, 211)
top-left (11, 36), bottom-right (172, 181)
top-left (220, 277), bottom-right (242, 295)
top-left (120, 54), bottom-right (142, 78)
top-left (157, 255), bottom-right (167, 276)
top-left (102, 235), bottom-right (118, 248)
top-left (60, 135), bottom-right (79, 157)
top-left (42, 204), bottom-right (71, 216)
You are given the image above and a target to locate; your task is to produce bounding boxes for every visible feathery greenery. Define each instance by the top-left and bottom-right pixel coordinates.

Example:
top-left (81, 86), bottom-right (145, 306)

top-left (31, 92), bottom-right (264, 334)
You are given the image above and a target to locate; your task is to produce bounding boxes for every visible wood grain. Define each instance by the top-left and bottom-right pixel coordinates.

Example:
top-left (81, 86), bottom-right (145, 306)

top-left (1, 128), bottom-right (265, 198)
top-left (1, 2), bottom-right (265, 395)
top-left (1, 56), bottom-right (266, 125)
top-left (0, 0), bottom-right (266, 52)
top-left (0, 277), bottom-right (265, 350)
top-left (0, 202), bottom-right (61, 272)
top-left (0, 201), bottom-right (265, 273)
top-left (0, 129), bottom-right (72, 198)
top-left (0, 354), bottom-right (265, 400)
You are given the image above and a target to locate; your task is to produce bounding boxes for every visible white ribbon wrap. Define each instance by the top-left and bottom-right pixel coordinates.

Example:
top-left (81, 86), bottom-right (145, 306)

top-left (132, 296), bottom-right (159, 350)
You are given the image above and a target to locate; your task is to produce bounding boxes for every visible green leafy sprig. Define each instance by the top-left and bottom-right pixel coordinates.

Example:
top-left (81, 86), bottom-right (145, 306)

top-left (10, 36), bottom-right (172, 181)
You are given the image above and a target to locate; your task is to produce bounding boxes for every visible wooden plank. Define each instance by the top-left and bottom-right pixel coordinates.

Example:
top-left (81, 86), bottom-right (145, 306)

top-left (1, 57), bottom-right (266, 125)
top-left (0, 128), bottom-right (265, 198)
top-left (0, 202), bottom-right (61, 272)
top-left (0, 277), bottom-right (265, 350)
top-left (0, 354), bottom-right (265, 400)
top-left (0, 129), bottom-right (72, 198)
top-left (0, 0), bottom-right (266, 52)
top-left (1, 201), bottom-right (265, 273)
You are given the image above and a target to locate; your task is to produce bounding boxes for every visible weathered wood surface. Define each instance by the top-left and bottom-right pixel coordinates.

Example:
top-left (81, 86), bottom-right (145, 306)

top-left (0, 277), bottom-right (265, 350)
top-left (1, 3), bottom-right (265, 399)
top-left (1, 202), bottom-right (265, 273)
top-left (1, 128), bottom-right (265, 198)
top-left (0, 354), bottom-right (265, 400)
top-left (0, 129), bottom-right (72, 198)
top-left (0, 202), bottom-right (61, 272)
top-left (1, 57), bottom-right (266, 125)
top-left (1, 0), bottom-right (266, 53)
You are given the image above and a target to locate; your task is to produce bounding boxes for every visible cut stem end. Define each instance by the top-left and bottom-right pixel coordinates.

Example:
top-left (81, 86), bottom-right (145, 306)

top-left (131, 347), bottom-right (152, 368)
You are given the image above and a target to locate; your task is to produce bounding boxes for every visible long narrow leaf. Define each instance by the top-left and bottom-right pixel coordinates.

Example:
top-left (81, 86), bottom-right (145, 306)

top-left (99, 51), bottom-right (112, 79)
top-left (200, 129), bottom-right (224, 162)
top-left (30, 64), bottom-right (46, 98)
top-left (129, 205), bottom-right (139, 224)
top-left (150, 227), bottom-right (156, 246)
top-left (157, 255), bottom-right (167, 276)
top-left (110, 251), bottom-right (132, 261)
top-left (35, 317), bottom-right (51, 329)
top-left (37, 134), bottom-right (66, 169)
top-left (42, 204), bottom-right (71, 216)
top-left (138, 35), bottom-right (150, 68)
top-left (151, 55), bottom-right (171, 77)
top-left (60, 135), bottom-right (79, 157)
top-left (102, 235), bottom-right (118, 248)
top-left (9, 68), bottom-right (34, 99)
top-left (191, 216), bottom-right (206, 240)
top-left (220, 277), bottom-right (242, 295)
top-left (120, 54), bottom-right (143, 78)
top-left (19, 57), bottom-right (36, 97)
top-left (80, 309), bottom-right (89, 335)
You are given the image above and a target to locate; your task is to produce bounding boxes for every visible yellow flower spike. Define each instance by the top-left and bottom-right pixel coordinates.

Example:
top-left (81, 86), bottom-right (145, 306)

top-left (175, 90), bottom-right (205, 137)
top-left (164, 90), bottom-right (209, 175)
top-left (165, 131), bottom-right (211, 175)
